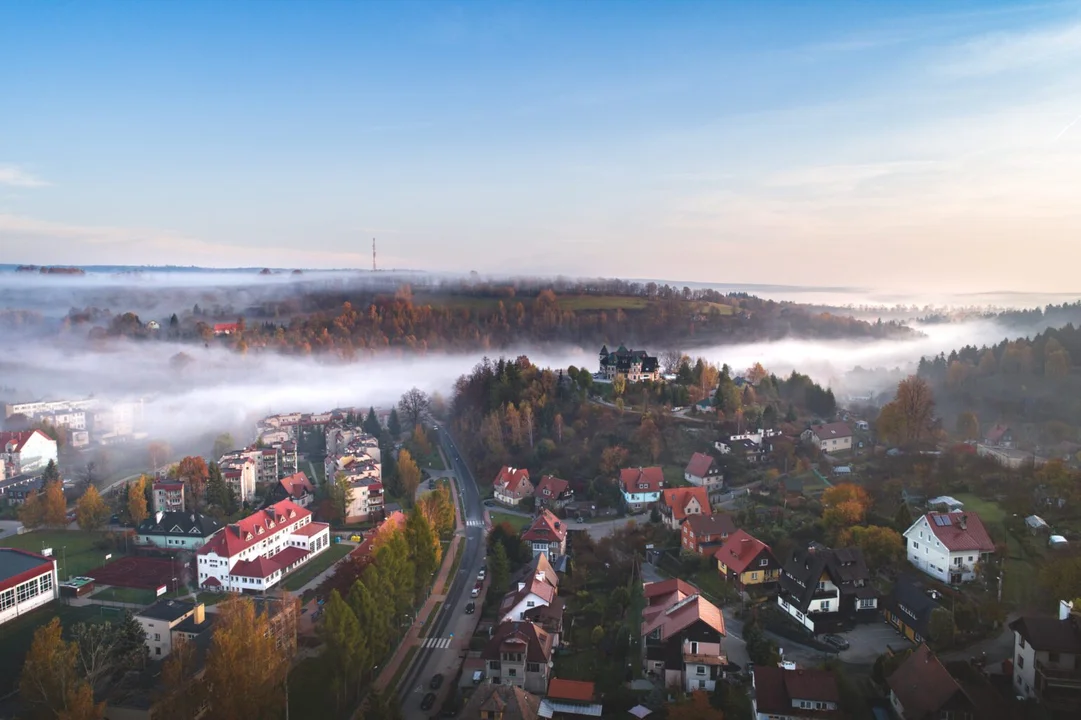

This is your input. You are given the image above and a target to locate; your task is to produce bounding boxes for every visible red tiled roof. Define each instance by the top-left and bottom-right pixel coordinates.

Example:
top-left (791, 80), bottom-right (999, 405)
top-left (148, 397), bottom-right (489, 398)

top-left (521, 510), bottom-right (567, 544)
top-left (494, 466), bottom-right (531, 493)
top-left (643, 578), bottom-right (698, 600)
top-left (684, 452), bottom-right (715, 479)
top-left (641, 592), bottom-right (725, 640)
top-left (197, 499), bottom-right (311, 558)
top-left (0, 429), bottom-right (52, 453)
top-left (754, 666), bottom-right (840, 716)
top-left (809, 422), bottom-right (852, 440)
top-left (202, 576), bottom-right (221, 587)
top-left (685, 513), bottom-right (737, 539)
top-left (280, 471), bottom-right (315, 499)
top-left (887, 644), bottom-right (962, 718)
top-left (923, 512), bottom-right (995, 553)
top-left (482, 621), bottom-right (553, 664)
top-left (660, 487), bottom-right (711, 522)
top-left (500, 577), bottom-right (556, 615)
top-left (152, 482), bottom-right (184, 492)
top-left (714, 529), bottom-right (773, 574)
top-left (547, 679), bottom-right (595, 703)
top-left (535, 475), bottom-right (569, 499)
top-left (230, 556), bottom-right (280, 579)
top-left (619, 466), bottom-right (665, 493)
top-left (213, 322), bottom-right (238, 333)
top-left (292, 521), bottom-right (329, 538)
top-left (985, 423), bottom-right (1010, 442)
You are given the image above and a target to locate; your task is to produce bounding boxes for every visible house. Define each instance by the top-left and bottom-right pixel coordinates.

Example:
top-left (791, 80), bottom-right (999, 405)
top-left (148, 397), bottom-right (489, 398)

top-left (0, 430), bottom-right (58, 479)
top-left (985, 423), bottom-right (1013, 447)
top-left (460, 683), bottom-right (541, 720)
top-left (714, 530), bottom-right (781, 592)
top-left (521, 510), bottom-right (568, 558)
top-left (887, 643), bottom-right (1006, 720)
top-left (881, 574), bottom-right (944, 645)
top-left (218, 451), bottom-right (257, 503)
top-left (684, 452), bottom-right (725, 502)
top-left (777, 543), bottom-right (877, 634)
top-left (344, 477), bottom-right (384, 522)
top-left (136, 511), bottom-right (223, 551)
top-left (134, 600), bottom-right (213, 659)
top-left (641, 578), bottom-right (727, 692)
top-left (522, 599), bottom-right (565, 649)
top-left (541, 679), bottom-right (603, 718)
top-left (212, 322), bottom-right (238, 336)
top-left (801, 422), bottom-right (853, 454)
top-left (598, 344), bottom-right (660, 382)
top-left (619, 466), bottom-right (665, 512)
top-left (659, 486), bottom-right (711, 530)
top-left (494, 466), bottom-right (533, 506)
top-left (481, 621), bottom-right (554, 694)
top-left (715, 429), bottom-right (780, 464)
top-left (534, 475), bottom-right (573, 509)
top-left (151, 481), bottom-right (186, 513)
top-left (681, 513), bottom-right (738, 555)
top-left (904, 511), bottom-right (994, 584)
top-left (499, 574), bottom-right (557, 624)
top-left (196, 499), bottom-right (330, 593)
top-left (0, 548), bottom-right (57, 626)
top-left (1009, 600), bottom-right (1081, 711)
top-left (268, 471), bottom-right (317, 509)
top-left (751, 666), bottom-right (840, 720)
top-left (977, 443), bottom-right (1046, 469)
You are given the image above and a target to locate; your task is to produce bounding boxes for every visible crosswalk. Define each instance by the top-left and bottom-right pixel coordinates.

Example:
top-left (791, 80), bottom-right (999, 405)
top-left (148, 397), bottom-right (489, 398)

top-left (466, 519), bottom-right (485, 528)
top-left (421, 636), bottom-right (453, 649)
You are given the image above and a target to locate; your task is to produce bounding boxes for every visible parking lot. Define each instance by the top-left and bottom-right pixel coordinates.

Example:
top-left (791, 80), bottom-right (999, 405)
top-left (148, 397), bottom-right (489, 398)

top-left (770, 620), bottom-right (914, 668)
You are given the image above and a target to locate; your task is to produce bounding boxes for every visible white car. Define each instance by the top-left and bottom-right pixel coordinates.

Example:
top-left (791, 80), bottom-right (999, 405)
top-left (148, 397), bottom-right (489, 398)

top-left (470, 585), bottom-right (481, 598)
top-left (478, 569), bottom-right (486, 580)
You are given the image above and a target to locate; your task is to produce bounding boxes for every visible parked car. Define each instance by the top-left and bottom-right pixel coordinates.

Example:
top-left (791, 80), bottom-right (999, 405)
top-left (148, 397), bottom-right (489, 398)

top-left (470, 585), bottom-right (480, 598)
top-left (465, 602), bottom-right (475, 615)
top-left (430, 674), bottom-right (444, 690)
top-left (822, 634), bottom-right (850, 651)
top-left (420, 693), bottom-right (436, 711)
top-left (477, 569), bottom-right (486, 580)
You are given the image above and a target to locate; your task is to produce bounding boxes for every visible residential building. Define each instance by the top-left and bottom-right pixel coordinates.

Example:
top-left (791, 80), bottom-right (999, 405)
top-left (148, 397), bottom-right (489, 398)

top-left (151, 481), bottom-right (186, 513)
top-left (0, 430), bottom-right (58, 479)
top-left (801, 422), bottom-right (853, 454)
top-left (136, 511), bottom-right (223, 551)
top-left (882, 574), bottom-right (945, 645)
top-left (499, 574), bottom-right (557, 624)
top-left (534, 475), bottom-right (573, 509)
top-left (0, 548), bottom-right (57, 626)
top-left (976, 443), bottom-right (1046, 469)
top-left (481, 621), bottom-right (554, 694)
top-left (681, 513), bottom-right (737, 555)
top-left (598, 344), bottom-right (660, 382)
top-left (460, 683), bottom-right (541, 720)
top-left (887, 643), bottom-right (1006, 720)
top-left (659, 486), bottom-right (711, 530)
top-left (541, 679), bottom-right (602, 718)
top-left (1009, 600), bottom-right (1081, 712)
top-left (265, 471), bottom-right (317, 509)
top-left (135, 600), bottom-right (213, 659)
top-left (751, 666), bottom-right (840, 720)
top-left (684, 452), bottom-right (725, 502)
top-left (218, 451), bottom-right (257, 504)
top-left (715, 429), bottom-right (781, 464)
top-left (640, 578), bottom-right (727, 692)
top-left (0, 474), bottom-right (45, 505)
top-left (777, 543), bottom-right (877, 634)
top-left (521, 510), bottom-right (567, 558)
top-left (196, 499), bottom-right (330, 593)
top-left (985, 423), bottom-right (1013, 447)
top-left (344, 477), bottom-right (384, 522)
top-left (619, 466), bottom-right (665, 512)
top-left (904, 511), bottom-right (995, 584)
top-left (494, 466), bottom-right (533, 506)
top-left (714, 530), bottom-right (781, 592)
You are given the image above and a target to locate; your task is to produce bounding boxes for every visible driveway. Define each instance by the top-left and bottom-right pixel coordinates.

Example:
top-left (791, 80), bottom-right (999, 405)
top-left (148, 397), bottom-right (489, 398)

top-left (569, 516), bottom-right (640, 539)
top-left (0, 520), bottom-right (23, 541)
top-left (766, 620), bottom-right (914, 669)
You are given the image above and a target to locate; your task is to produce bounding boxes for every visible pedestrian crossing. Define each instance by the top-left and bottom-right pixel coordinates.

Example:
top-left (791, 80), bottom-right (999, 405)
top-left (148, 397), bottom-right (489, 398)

top-left (421, 636), bottom-right (453, 649)
top-left (466, 519), bottom-right (485, 528)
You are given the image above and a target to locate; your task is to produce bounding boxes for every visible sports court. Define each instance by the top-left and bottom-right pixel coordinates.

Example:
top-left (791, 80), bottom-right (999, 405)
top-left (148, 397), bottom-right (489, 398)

top-left (85, 556), bottom-right (181, 590)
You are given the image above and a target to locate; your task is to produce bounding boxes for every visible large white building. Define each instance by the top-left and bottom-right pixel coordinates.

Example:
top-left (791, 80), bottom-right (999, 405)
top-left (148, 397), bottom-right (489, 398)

top-left (219, 452), bottom-right (257, 504)
top-left (0, 549), bottom-right (58, 626)
top-left (904, 511), bottom-right (995, 584)
top-left (196, 499), bottom-right (330, 593)
top-left (0, 430), bottom-right (58, 479)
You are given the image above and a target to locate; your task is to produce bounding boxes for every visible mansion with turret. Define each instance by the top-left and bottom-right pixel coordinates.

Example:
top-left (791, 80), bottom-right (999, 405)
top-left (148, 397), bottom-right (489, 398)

top-left (598, 345), bottom-right (661, 382)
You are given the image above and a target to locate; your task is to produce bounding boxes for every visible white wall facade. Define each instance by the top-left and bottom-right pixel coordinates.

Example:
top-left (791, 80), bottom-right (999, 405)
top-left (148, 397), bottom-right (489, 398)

top-left (197, 517), bottom-right (329, 592)
top-left (904, 516), bottom-right (985, 583)
top-left (0, 565), bottom-right (57, 626)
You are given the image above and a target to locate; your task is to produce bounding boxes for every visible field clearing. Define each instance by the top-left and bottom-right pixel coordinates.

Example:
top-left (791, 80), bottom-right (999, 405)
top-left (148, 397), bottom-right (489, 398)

top-left (489, 512), bottom-right (530, 532)
top-left (952, 493), bottom-right (1007, 528)
top-left (281, 544), bottom-right (353, 591)
top-left (0, 530), bottom-right (119, 580)
top-left (694, 301), bottom-right (735, 315)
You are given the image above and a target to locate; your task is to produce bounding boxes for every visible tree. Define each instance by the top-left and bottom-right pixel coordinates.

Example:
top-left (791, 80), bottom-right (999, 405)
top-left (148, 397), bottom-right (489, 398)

top-left (366, 689), bottom-right (405, 720)
top-left (894, 503), bottom-right (913, 530)
top-left (19, 618), bottom-right (103, 720)
top-left (148, 441), bottom-right (171, 471)
top-left (850, 525), bottom-right (904, 568)
top-left (157, 636), bottom-right (207, 720)
top-left (929, 607), bottom-right (956, 647)
top-left (212, 433), bottom-right (234, 459)
top-left (398, 449), bottom-right (422, 499)
top-left (113, 611), bottom-right (149, 672)
top-left (19, 489), bottom-right (45, 529)
top-left (203, 598), bottom-right (288, 720)
top-left (205, 461), bottom-right (236, 514)
top-left (590, 625), bottom-right (604, 646)
top-left (127, 476), bottom-right (149, 526)
top-left (600, 445), bottom-right (629, 476)
top-left (176, 456), bottom-right (209, 510)
top-left (319, 590), bottom-right (367, 708)
top-left (363, 406), bottom-right (382, 436)
top-left (329, 472), bottom-right (354, 524)
top-left (880, 375), bottom-right (936, 445)
top-left (413, 424), bottom-right (432, 458)
top-left (41, 479), bottom-right (68, 528)
top-left (43, 459), bottom-right (61, 484)
top-left (406, 508), bottom-right (440, 603)
top-left (75, 485), bottom-right (109, 531)
top-left (955, 411), bottom-right (980, 441)
top-left (489, 541), bottom-right (510, 594)
top-left (667, 691), bottom-right (726, 720)
top-left (821, 483), bottom-right (871, 535)
top-left (612, 373), bottom-right (627, 398)
top-left (387, 409), bottom-right (402, 439)
top-left (398, 387), bottom-right (431, 428)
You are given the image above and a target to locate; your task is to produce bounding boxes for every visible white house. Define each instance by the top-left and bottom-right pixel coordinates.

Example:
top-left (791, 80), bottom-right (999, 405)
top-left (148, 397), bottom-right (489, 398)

top-left (499, 574), bottom-right (557, 623)
top-left (683, 452), bottom-right (725, 502)
top-left (1009, 600), bottom-right (1081, 702)
top-left (135, 600), bottom-right (212, 659)
top-left (136, 511), bottom-right (223, 551)
top-left (219, 452), bottom-right (257, 503)
top-left (196, 499), bottom-right (330, 593)
top-left (801, 423), bottom-right (852, 454)
top-left (0, 549), bottom-right (57, 626)
top-left (619, 466), bottom-right (665, 512)
top-left (0, 430), bottom-right (59, 479)
top-left (904, 511), bottom-right (995, 584)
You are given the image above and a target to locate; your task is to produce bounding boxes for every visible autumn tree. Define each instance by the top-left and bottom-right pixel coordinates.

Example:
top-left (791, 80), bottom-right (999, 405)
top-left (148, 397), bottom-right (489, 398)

top-left (848, 525), bottom-right (904, 568)
top-left (319, 590), bottom-right (368, 709)
top-left (127, 476), bottom-right (149, 526)
top-left (666, 691), bottom-right (725, 720)
top-left (1045, 337), bottom-right (1072, 378)
top-left (746, 362), bottom-right (769, 385)
top-left (600, 445), bottom-right (629, 476)
top-left (398, 449), bottom-right (422, 499)
top-left (19, 618), bottom-right (103, 720)
top-left (418, 484), bottom-right (455, 536)
top-left (75, 485), bottom-right (109, 531)
top-left (412, 424), bottom-right (432, 457)
top-left (157, 636), bottom-right (207, 720)
top-left (822, 483), bottom-right (871, 537)
top-left (203, 598), bottom-right (287, 720)
top-left (406, 507), bottom-right (440, 603)
top-left (612, 373), bottom-right (627, 398)
top-left (19, 489), bottom-right (45, 529)
top-left (176, 456), bottom-right (209, 510)
top-left (42, 479), bottom-right (68, 528)
top-left (878, 375), bottom-right (936, 446)
top-left (398, 387), bottom-right (431, 428)
top-left (955, 411), bottom-right (979, 441)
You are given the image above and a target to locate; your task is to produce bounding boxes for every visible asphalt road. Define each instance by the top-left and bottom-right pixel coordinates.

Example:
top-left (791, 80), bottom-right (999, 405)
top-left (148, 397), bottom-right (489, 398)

top-left (397, 428), bottom-right (487, 715)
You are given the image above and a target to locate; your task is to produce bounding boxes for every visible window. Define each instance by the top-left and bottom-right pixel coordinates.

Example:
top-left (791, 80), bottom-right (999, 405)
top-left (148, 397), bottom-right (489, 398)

top-left (690, 641), bottom-right (699, 654)
top-left (859, 598), bottom-right (876, 609)
top-left (820, 600), bottom-right (831, 611)
top-left (1018, 637), bottom-right (1025, 650)
top-left (155, 633), bottom-right (161, 641)
top-left (696, 666), bottom-right (705, 675)
top-left (40, 573), bottom-right (53, 593)
top-left (913, 542), bottom-right (919, 550)
top-left (759, 558), bottom-right (768, 567)
top-left (968, 556), bottom-right (974, 562)
top-left (508, 668), bottom-right (517, 677)
top-left (750, 572), bottom-right (759, 580)
top-left (954, 557), bottom-right (963, 567)
top-left (0, 589), bottom-right (14, 611)
top-left (1017, 655), bottom-right (1024, 669)
top-left (527, 662), bottom-right (539, 672)
top-left (698, 679), bottom-right (706, 689)
top-left (155, 647), bottom-right (161, 656)
top-left (16, 581), bottom-right (34, 603)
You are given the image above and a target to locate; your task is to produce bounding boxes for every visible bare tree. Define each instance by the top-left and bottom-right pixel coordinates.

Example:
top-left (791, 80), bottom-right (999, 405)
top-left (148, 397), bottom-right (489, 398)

top-left (398, 387), bottom-right (431, 428)
top-left (660, 349), bottom-right (683, 375)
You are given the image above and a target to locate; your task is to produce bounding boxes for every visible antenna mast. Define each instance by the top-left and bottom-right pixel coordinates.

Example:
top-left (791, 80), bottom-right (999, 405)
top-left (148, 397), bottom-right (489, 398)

top-left (372, 238), bottom-right (377, 272)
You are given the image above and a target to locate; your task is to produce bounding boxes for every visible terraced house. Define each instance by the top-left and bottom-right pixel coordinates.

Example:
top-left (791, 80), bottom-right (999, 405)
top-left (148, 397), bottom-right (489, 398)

top-left (640, 579), bottom-right (727, 692)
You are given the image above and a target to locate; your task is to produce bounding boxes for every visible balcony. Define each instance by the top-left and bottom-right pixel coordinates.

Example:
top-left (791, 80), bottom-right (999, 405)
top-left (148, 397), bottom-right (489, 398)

top-left (1037, 661), bottom-right (1081, 691)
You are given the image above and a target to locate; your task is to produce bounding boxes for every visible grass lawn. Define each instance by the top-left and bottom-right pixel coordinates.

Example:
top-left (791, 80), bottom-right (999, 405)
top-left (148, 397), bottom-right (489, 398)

top-left (662, 465), bottom-right (689, 487)
top-left (90, 586), bottom-right (158, 605)
top-left (0, 530), bottom-right (120, 580)
top-left (195, 591), bottom-right (230, 606)
top-left (952, 493), bottom-right (1007, 528)
top-left (489, 512), bottom-right (530, 533)
top-left (281, 544), bottom-right (353, 592)
top-left (0, 604), bottom-right (109, 696)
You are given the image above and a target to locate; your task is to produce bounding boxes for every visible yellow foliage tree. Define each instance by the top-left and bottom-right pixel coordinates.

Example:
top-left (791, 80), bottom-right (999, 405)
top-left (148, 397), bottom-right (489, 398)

top-left (19, 618), bottom-right (104, 720)
top-left (127, 476), bottom-right (149, 526)
top-left (42, 480), bottom-right (68, 528)
top-left (203, 597), bottom-right (287, 720)
top-left (398, 449), bottom-right (422, 499)
top-left (75, 485), bottom-right (109, 531)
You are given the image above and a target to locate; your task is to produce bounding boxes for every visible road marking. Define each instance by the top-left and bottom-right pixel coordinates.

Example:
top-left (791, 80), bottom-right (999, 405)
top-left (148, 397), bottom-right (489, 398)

top-left (466, 519), bottom-right (485, 527)
top-left (421, 637), bottom-right (453, 649)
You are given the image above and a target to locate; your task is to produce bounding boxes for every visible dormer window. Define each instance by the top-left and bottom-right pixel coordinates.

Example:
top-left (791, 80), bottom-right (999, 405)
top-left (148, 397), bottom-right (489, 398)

top-left (245, 532), bottom-right (253, 540)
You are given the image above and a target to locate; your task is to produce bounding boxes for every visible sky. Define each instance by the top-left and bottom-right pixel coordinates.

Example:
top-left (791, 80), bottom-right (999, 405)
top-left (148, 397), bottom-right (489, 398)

top-left (2, 0), bottom-right (1080, 293)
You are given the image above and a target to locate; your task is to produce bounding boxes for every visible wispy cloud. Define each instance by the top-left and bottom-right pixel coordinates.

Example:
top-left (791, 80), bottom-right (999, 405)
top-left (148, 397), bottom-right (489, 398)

top-left (0, 165), bottom-right (49, 188)
top-left (937, 20), bottom-right (1081, 76)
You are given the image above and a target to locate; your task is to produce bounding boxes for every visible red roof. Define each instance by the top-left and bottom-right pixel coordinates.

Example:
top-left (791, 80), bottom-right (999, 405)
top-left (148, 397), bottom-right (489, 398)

top-left (202, 576), bottom-right (221, 587)
top-left (641, 591), bottom-right (726, 640)
top-left (619, 466), bottom-right (665, 494)
top-left (521, 510), bottom-right (567, 544)
top-left (535, 475), bottom-right (569, 499)
top-left (643, 578), bottom-right (698, 601)
top-left (230, 556), bottom-right (280, 579)
top-left (280, 471), bottom-right (315, 499)
top-left (684, 452), bottom-right (715, 479)
top-left (660, 487), bottom-right (711, 522)
top-left (197, 499), bottom-right (311, 558)
top-left (985, 423), bottom-right (1010, 443)
top-left (809, 422), bottom-right (852, 440)
top-left (152, 482), bottom-right (184, 492)
top-left (547, 679), bottom-right (595, 703)
top-left (754, 666), bottom-right (840, 716)
top-left (684, 513), bottom-right (737, 539)
top-left (292, 521), bottom-right (329, 538)
top-left (213, 322), bottom-right (239, 333)
top-left (494, 466), bottom-right (531, 494)
top-left (714, 529), bottom-right (773, 574)
top-left (923, 511), bottom-right (995, 553)
top-left (0, 429), bottom-right (52, 453)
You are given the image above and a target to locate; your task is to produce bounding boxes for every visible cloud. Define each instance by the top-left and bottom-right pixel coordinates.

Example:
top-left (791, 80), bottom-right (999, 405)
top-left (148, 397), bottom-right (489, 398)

top-left (0, 165), bottom-right (49, 188)
top-left (936, 20), bottom-right (1081, 76)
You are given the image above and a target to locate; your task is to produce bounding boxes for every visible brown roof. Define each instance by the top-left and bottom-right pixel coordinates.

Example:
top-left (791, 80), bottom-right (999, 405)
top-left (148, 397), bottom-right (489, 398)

top-left (500, 577), bottom-right (556, 616)
top-left (643, 578), bottom-right (698, 601)
top-left (547, 678), bottom-right (595, 703)
top-left (660, 487), bottom-right (712, 522)
top-left (1009, 614), bottom-right (1081, 653)
top-left (685, 512), bottom-right (737, 539)
top-left (641, 588), bottom-right (725, 640)
top-left (482, 621), bottom-right (553, 664)
top-left (887, 644), bottom-right (963, 718)
top-left (809, 422), bottom-right (852, 440)
top-left (754, 666), bottom-right (840, 716)
top-left (684, 452), bottom-right (716, 479)
top-left (494, 466), bottom-right (532, 493)
top-left (535, 475), bottom-right (570, 499)
top-left (619, 466), bottom-right (665, 493)
top-left (985, 423), bottom-right (1010, 442)
top-left (922, 512), bottom-right (995, 553)
top-left (521, 510), bottom-right (567, 544)
top-left (714, 529), bottom-right (773, 574)
top-left (460, 683), bottom-right (540, 720)
top-left (280, 471), bottom-right (315, 499)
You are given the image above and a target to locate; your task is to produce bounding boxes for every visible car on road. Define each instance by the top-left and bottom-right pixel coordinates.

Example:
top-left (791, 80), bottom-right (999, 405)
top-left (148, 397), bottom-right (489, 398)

top-left (470, 585), bottom-right (481, 598)
top-left (420, 693), bottom-right (436, 711)
top-left (429, 673), bottom-right (444, 690)
top-left (822, 634), bottom-right (850, 651)
top-left (477, 569), bottom-right (486, 580)
top-left (465, 602), bottom-right (475, 614)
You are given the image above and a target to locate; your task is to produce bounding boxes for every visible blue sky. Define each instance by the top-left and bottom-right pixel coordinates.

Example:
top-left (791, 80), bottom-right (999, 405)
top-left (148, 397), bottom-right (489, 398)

top-left (2, 0), bottom-right (1080, 291)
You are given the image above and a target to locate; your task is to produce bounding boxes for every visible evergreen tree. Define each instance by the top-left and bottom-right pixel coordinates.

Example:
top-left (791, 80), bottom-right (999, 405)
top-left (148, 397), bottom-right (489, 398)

top-left (489, 542), bottom-right (510, 595)
top-left (206, 462), bottom-right (237, 515)
top-left (363, 407), bottom-right (381, 436)
top-left (319, 590), bottom-right (367, 708)
top-left (894, 503), bottom-right (913, 530)
top-left (348, 579), bottom-right (390, 662)
top-left (42, 459), bottom-right (61, 484)
top-left (387, 409), bottom-right (402, 439)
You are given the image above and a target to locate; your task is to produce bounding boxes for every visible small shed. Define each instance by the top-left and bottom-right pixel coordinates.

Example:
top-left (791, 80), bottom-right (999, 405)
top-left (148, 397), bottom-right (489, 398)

top-left (1025, 515), bottom-right (1050, 534)
top-left (928, 496), bottom-right (964, 512)
top-left (1050, 535), bottom-right (1069, 548)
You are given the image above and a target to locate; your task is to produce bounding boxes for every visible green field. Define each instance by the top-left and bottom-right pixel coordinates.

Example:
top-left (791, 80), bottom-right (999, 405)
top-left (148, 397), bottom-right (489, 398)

top-left (951, 493), bottom-right (1007, 527)
top-left (0, 604), bottom-right (109, 696)
top-left (90, 586), bottom-right (162, 605)
top-left (281, 544), bottom-right (353, 592)
top-left (0, 530), bottom-right (119, 580)
top-left (489, 511), bottom-right (530, 532)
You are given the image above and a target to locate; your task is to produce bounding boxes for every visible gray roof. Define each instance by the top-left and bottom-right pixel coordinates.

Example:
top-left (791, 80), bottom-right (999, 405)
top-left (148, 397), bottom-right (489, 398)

top-left (136, 511), bottom-right (222, 538)
top-left (137, 599), bottom-right (195, 623)
top-left (0, 548), bottom-right (53, 583)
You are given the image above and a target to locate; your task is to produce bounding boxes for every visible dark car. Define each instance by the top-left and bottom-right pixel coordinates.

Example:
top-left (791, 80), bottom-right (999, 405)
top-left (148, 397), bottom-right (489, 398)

top-left (429, 673), bottom-right (444, 690)
top-left (465, 602), bottom-right (475, 615)
top-left (822, 634), bottom-right (850, 651)
top-left (420, 693), bottom-right (436, 711)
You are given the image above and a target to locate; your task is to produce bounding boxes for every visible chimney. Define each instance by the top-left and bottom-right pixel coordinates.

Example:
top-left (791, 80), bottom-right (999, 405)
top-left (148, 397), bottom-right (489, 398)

top-left (194, 603), bottom-right (205, 625)
top-left (1060, 600), bottom-right (1074, 621)
top-left (959, 515), bottom-right (967, 530)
